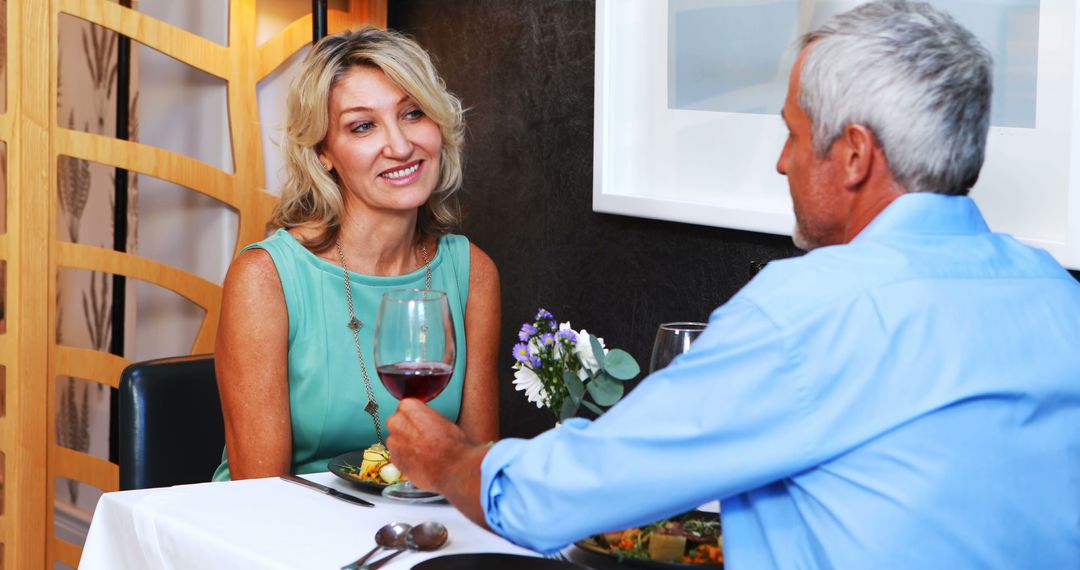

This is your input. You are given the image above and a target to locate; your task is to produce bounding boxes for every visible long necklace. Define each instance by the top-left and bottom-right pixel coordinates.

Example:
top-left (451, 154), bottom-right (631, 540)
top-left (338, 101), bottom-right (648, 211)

top-left (335, 239), bottom-right (432, 444)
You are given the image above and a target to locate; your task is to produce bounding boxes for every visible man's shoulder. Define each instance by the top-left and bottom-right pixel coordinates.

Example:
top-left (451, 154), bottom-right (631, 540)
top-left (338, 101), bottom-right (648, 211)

top-left (736, 234), bottom-right (1077, 325)
top-left (736, 244), bottom-right (904, 323)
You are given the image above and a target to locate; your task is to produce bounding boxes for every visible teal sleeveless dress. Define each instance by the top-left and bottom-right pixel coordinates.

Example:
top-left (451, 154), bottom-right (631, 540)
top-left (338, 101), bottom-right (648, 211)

top-left (212, 229), bottom-right (470, 480)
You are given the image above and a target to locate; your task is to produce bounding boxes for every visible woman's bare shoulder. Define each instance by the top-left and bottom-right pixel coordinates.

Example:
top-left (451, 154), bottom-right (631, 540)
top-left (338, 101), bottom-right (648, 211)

top-left (467, 242), bottom-right (500, 298)
top-left (223, 247), bottom-right (282, 303)
top-left (467, 241), bottom-right (496, 271)
top-left (468, 242), bottom-right (498, 279)
top-left (229, 245), bottom-right (275, 276)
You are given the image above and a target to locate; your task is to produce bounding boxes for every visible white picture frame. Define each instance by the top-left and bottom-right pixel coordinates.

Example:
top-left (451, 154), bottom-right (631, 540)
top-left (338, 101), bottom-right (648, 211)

top-left (592, 0), bottom-right (1080, 270)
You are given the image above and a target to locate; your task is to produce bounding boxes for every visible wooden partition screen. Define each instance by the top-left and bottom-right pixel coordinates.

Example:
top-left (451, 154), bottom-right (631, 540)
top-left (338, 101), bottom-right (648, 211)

top-left (1, 1), bottom-right (387, 568)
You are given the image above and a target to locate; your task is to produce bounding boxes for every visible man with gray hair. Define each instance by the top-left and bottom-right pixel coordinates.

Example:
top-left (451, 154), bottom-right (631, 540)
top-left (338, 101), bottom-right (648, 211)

top-left (387, 1), bottom-right (1080, 567)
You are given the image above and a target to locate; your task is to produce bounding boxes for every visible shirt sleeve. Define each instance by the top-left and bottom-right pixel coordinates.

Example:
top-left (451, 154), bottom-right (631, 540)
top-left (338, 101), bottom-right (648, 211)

top-left (480, 296), bottom-right (815, 552)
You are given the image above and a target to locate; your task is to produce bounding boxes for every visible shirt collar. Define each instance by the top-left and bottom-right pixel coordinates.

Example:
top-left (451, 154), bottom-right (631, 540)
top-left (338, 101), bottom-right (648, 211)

top-left (853, 193), bottom-right (990, 243)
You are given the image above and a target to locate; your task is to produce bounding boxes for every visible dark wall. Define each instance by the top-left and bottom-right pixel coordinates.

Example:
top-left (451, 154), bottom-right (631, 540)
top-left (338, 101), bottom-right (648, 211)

top-left (389, 0), bottom-right (801, 439)
top-left (389, 0), bottom-right (1080, 440)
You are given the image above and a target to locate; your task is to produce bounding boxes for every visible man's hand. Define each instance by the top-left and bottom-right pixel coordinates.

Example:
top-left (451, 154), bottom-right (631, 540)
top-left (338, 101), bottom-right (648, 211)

top-left (386, 398), bottom-right (491, 528)
top-left (386, 398), bottom-right (472, 489)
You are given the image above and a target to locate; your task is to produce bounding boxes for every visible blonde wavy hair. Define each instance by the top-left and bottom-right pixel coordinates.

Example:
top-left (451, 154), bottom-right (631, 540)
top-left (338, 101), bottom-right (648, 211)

top-left (271, 26), bottom-right (465, 251)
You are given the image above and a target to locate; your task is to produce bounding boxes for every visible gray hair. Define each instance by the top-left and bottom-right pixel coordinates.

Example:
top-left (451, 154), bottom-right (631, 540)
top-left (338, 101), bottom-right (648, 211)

top-left (799, 0), bottom-right (992, 195)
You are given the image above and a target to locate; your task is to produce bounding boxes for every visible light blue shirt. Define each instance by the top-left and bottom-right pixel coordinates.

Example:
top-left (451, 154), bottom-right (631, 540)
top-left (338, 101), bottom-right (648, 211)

top-left (481, 194), bottom-right (1080, 568)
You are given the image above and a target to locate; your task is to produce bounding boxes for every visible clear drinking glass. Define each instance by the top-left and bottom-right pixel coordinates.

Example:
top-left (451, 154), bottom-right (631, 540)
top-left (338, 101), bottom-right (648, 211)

top-left (374, 289), bottom-right (456, 502)
top-left (649, 322), bottom-right (708, 374)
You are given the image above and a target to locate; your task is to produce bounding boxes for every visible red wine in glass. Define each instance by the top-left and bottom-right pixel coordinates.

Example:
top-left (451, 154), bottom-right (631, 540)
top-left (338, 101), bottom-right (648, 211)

top-left (373, 289), bottom-right (456, 502)
top-left (376, 361), bottom-right (453, 402)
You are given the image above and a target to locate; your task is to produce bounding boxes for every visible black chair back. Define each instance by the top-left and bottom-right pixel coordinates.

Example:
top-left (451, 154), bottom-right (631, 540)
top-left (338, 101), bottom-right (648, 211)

top-left (118, 354), bottom-right (225, 490)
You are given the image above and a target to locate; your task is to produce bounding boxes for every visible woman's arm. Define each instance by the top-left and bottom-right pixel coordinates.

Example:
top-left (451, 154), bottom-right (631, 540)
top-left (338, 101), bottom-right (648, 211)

top-left (456, 243), bottom-right (501, 443)
top-left (215, 248), bottom-right (292, 479)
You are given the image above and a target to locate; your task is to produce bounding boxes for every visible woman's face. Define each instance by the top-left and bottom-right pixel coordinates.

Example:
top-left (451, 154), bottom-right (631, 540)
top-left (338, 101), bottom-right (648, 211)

top-left (319, 65), bottom-right (443, 219)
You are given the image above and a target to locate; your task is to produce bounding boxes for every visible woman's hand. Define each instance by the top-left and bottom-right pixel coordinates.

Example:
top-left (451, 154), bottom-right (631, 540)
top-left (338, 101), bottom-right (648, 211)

top-left (215, 248), bottom-right (292, 479)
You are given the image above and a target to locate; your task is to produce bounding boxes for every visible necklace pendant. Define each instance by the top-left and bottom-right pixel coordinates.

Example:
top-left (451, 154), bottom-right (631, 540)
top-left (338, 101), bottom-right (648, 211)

top-left (347, 316), bottom-right (362, 332)
top-left (364, 400), bottom-right (379, 416)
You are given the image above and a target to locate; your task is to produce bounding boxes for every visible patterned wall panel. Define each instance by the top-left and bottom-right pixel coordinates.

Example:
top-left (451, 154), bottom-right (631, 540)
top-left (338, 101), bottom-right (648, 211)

top-left (0, 1), bottom-right (386, 568)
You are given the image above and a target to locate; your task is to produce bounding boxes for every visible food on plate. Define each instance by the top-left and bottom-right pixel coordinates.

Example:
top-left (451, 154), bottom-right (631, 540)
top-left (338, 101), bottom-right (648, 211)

top-left (361, 443), bottom-right (390, 473)
top-left (377, 462), bottom-right (402, 484)
top-left (649, 532), bottom-right (688, 562)
top-left (580, 512), bottom-right (722, 566)
top-left (340, 443), bottom-right (407, 485)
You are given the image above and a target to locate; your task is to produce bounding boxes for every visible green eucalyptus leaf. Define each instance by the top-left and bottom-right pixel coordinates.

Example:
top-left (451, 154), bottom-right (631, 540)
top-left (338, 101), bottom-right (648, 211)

top-left (559, 397), bottom-right (578, 422)
top-left (564, 370), bottom-right (585, 404)
top-left (586, 373), bottom-right (624, 406)
top-left (581, 400), bottom-right (605, 416)
top-left (589, 335), bottom-right (607, 369)
top-left (603, 349), bottom-right (640, 380)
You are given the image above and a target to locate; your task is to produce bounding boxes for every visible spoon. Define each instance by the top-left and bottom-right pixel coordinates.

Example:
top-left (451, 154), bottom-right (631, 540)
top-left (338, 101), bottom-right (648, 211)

top-left (365, 521), bottom-right (449, 570)
top-left (342, 522), bottom-right (412, 570)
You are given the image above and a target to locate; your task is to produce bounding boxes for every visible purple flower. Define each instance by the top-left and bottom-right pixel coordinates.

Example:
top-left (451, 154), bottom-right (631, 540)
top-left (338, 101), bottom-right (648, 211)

top-left (535, 308), bottom-right (553, 321)
top-left (530, 356), bottom-right (542, 368)
top-left (512, 342), bottom-right (531, 364)
top-left (556, 328), bottom-right (577, 343)
top-left (518, 323), bottom-right (537, 341)
top-left (541, 333), bottom-right (555, 346)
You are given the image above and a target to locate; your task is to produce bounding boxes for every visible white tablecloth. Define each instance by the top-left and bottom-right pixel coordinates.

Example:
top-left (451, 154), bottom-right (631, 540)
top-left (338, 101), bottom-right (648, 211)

top-left (79, 472), bottom-right (541, 570)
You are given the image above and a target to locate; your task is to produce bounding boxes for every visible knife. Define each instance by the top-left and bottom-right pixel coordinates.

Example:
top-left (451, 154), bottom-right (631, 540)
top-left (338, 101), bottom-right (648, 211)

top-left (280, 474), bottom-right (375, 508)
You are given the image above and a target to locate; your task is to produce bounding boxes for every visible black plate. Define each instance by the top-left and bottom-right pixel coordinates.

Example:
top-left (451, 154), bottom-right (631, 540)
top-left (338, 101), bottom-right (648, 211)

top-left (327, 450), bottom-right (390, 495)
top-left (573, 511), bottom-right (722, 568)
top-left (412, 553), bottom-right (587, 569)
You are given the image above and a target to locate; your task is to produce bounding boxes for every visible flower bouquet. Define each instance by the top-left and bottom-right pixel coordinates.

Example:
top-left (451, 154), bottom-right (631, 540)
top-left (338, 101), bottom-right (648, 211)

top-left (512, 309), bottom-right (641, 423)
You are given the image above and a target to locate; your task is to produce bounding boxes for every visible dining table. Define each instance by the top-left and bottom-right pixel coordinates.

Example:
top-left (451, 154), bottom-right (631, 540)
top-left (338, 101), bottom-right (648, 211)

top-left (78, 471), bottom-right (630, 569)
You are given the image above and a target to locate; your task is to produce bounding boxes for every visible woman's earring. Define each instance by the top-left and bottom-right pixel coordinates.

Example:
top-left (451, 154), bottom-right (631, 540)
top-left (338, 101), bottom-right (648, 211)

top-left (321, 161), bottom-right (332, 171)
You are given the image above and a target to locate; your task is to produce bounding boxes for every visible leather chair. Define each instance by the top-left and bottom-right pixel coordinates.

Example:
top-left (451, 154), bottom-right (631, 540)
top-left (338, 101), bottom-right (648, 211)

top-left (118, 354), bottom-right (225, 490)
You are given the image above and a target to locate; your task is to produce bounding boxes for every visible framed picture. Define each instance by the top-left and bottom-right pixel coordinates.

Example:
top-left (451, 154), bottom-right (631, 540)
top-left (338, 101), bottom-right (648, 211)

top-left (592, 0), bottom-right (1080, 269)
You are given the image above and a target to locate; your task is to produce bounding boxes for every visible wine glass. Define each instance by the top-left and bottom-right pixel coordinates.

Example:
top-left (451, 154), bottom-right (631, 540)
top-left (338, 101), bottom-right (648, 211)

top-left (649, 322), bottom-right (708, 374)
top-left (374, 289), bottom-right (456, 502)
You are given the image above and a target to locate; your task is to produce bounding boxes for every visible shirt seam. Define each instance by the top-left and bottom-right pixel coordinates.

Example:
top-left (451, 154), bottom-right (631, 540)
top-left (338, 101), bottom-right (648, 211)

top-left (740, 296), bottom-right (817, 471)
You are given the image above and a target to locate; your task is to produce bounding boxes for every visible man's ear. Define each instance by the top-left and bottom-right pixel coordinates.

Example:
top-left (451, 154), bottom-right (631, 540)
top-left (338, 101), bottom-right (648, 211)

top-left (838, 123), bottom-right (876, 190)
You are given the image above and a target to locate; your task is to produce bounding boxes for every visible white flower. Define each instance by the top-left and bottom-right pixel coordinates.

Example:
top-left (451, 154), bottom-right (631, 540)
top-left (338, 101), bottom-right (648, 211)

top-left (574, 329), bottom-right (607, 373)
top-left (513, 366), bottom-right (548, 408)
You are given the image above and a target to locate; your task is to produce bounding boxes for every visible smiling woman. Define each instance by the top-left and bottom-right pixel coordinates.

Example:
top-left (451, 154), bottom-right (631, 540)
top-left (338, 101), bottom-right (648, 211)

top-left (320, 66), bottom-right (444, 219)
top-left (212, 27), bottom-right (501, 483)
top-left (273, 27), bottom-right (467, 253)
